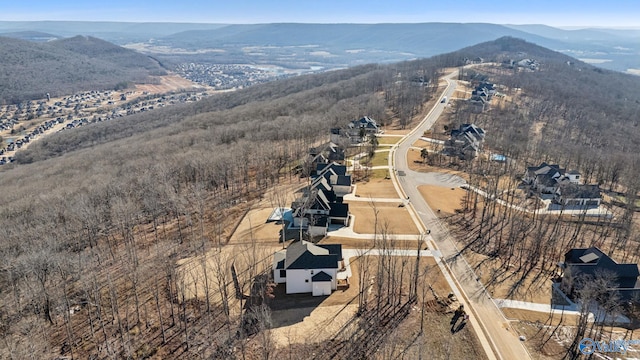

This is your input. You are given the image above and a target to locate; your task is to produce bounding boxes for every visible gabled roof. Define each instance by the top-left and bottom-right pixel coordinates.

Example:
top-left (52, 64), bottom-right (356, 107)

top-left (316, 162), bottom-right (347, 177)
top-left (315, 189), bottom-right (332, 210)
top-left (274, 250), bottom-right (286, 270)
top-left (311, 176), bottom-right (332, 193)
top-left (526, 162), bottom-right (565, 179)
top-left (312, 271), bottom-right (333, 282)
top-left (292, 188), bottom-right (333, 213)
top-left (537, 174), bottom-right (559, 187)
top-left (451, 123), bottom-right (485, 140)
top-left (564, 247), bottom-right (640, 287)
top-left (285, 241), bottom-right (339, 270)
top-left (319, 244), bottom-right (343, 259)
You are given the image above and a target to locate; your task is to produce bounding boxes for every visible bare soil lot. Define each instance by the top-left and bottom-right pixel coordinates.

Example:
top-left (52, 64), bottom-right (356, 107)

top-left (228, 181), bottom-right (304, 244)
top-left (267, 254), bottom-right (485, 359)
top-left (176, 242), bottom-right (281, 308)
top-left (348, 201), bottom-right (420, 235)
top-left (407, 150), bottom-right (469, 181)
top-left (502, 308), bottom-right (579, 327)
top-left (418, 185), bottom-right (465, 215)
top-left (135, 74), bottom-right (205, 94)
top-left (461, 250), bottom-right (554, 304)
top-left (354, 178), bottom-right (400, 199)
top-left (230, 206), bottom-right (284, 243)
top-left (321, 236), bottom-right (423, 250)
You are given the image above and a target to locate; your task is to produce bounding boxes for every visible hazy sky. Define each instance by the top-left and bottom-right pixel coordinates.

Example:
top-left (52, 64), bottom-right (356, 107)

top-left (1, 0), bottom-right (638, 28)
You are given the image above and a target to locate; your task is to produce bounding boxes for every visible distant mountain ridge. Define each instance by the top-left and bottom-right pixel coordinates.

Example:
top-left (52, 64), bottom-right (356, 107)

top-left (0, 35), bottom-right (166, 104)
top-left (155, 23), bottom-right (639, 73)
top-left (0, 21), bottom-right (228, 43)
top-left (160, 22), bottom-right (564, 53)
top-left (1, 21), bottom-right (638, 74)
top-left (0, 30), bottom-right (61, 42)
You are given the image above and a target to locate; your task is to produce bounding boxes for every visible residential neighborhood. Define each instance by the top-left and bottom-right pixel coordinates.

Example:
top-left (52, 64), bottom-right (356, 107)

top-left (0, 87), bottom-right (211, 165)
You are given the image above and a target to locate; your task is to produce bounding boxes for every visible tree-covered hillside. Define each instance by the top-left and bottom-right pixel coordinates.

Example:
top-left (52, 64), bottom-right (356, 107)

top-left (1, 37), bottom-right (639, 359)
top-left (443, 37), bottom-right (640, 178)
top-left (0, 35), bottom-right (166, 104)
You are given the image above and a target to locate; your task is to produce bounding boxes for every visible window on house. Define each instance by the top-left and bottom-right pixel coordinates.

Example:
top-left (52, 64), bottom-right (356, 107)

top-left (310, 270), bottom-right (314, 275)
top-left (280, 270), bottom-right (286, 278)
top-left (305, 279), bottom-right (309, 283)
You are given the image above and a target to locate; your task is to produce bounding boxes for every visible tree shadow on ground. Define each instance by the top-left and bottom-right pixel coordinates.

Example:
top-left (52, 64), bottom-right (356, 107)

top-left (267, 283), bottom-right (328, 328)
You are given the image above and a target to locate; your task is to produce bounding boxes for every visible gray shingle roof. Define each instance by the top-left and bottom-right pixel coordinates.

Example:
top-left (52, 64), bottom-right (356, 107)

top-left (285, 241), bottom-right (339, 270)
top-left (564, 247), bottom-right (640, 287)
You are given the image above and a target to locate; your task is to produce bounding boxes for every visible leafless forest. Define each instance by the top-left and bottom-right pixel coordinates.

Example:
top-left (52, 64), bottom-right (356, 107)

top-left (0, 47), bottom-right (441, 358)
top-left (437, 38), bottom-right (640, 358)
top-left (0, 37), bottom-right (639, 359)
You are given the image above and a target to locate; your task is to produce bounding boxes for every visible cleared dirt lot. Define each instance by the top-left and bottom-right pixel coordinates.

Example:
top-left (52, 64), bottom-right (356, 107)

top-left (176, 242), bottom-right (281, 310)
top-left (418, 185), bottom-right (465, 215)
top-left (348, 201), bottom-right (420, 235)
top-left (268, 255), bottom-right (362, 347)
top-left (354, 178), bottom-right (400, 198)
top-left (502, 308), bottom-right (579, 326)
top-left (268, 255), bottom-right (463, 352)
top-left (229, 206), bottom-right (284, 243)
top-left (321, 236), bottom-right (423, 250)
top-left (228, 181), bottom-right (305, 244)
top-left (135, 74), bottom-right (205, 94)
top-left (461, 250), bottom-right (554, 304)
top-left (407, 150), bottom-right (469, 180)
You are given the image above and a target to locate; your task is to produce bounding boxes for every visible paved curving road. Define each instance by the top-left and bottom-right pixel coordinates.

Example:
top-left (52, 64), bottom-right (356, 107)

top-left (390, 70), bottom-right (532, 360)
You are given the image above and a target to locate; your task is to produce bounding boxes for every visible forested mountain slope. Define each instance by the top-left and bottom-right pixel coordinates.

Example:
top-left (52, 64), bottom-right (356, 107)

top-left (1, 37), bottom-right (639, 358)
top-left (0, 50), bottom-right (442, 356)
top-left (0, 36), bottom-right (166, 104)
top-left (445, 37), bottom-right (640, 185)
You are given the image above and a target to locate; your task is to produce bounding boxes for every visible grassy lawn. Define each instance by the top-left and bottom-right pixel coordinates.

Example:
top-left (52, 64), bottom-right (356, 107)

top-left (370, 168), bottom-right (390, 179)
top-left (369, 150), bottom-right (390, 167)
top-left (376, 136), bottom-right (402, 145)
